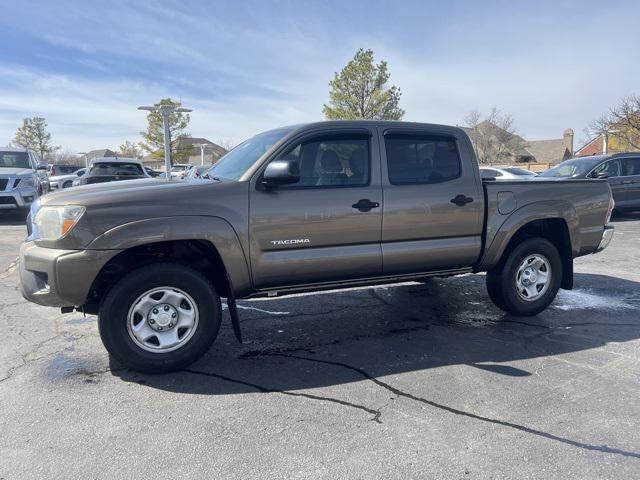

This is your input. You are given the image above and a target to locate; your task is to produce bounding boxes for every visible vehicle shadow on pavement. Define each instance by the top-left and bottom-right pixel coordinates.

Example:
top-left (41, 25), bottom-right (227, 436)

top-left (113, 272), bottom-right (640, 395)
top-left (0, 211), bottom-right (28, 227)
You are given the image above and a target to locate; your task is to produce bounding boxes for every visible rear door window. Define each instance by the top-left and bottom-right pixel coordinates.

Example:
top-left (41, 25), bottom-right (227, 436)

top-left (385, 134), bottom-right (461, 185)
top-left (620, 157), bottom-right (640, 176)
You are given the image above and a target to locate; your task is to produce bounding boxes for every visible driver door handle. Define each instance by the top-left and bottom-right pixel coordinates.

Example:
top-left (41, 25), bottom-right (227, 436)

top-left (352, 199), bottom-right (379, 212)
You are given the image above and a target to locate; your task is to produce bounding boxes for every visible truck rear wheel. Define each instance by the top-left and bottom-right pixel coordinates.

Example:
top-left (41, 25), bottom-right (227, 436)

top-left (486, 238), bottom-right (562, 316)
top-left (98, 263), bottom-right (221, 373)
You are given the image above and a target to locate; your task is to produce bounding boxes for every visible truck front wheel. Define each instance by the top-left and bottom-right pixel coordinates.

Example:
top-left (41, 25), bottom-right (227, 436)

top-left (98, 263), bottom-right (221, 373)
top-left (486, 238), bottom-right (562, 316)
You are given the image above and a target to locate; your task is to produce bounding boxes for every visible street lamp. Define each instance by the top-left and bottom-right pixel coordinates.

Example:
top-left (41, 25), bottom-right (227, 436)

top-left (603, 129), bottom-right (621, 155)
top-left (138, 103), bottom-right (192, 179)
top-left (196, 143), bottom-right (208, 166)
top-left (78, 151), bottom-right (88, 168)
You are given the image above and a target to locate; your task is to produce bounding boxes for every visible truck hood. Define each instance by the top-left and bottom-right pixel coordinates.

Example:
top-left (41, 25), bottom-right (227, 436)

top-left (0, 167), bottom-right (33, 176)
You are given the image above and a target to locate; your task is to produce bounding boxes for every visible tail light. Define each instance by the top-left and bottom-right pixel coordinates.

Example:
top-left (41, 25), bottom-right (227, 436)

top-left (605, 196), bottom-right (614, 224)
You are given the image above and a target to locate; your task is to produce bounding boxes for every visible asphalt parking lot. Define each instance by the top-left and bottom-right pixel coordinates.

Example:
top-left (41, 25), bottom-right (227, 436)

top-left (1, 211), bottom-right (639, 479)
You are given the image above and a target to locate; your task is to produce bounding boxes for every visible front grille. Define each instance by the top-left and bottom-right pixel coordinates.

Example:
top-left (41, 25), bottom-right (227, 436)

top-left (0, 196), bottom-right (17, 205)
top-left (0, 179), bottom-right (7, 191)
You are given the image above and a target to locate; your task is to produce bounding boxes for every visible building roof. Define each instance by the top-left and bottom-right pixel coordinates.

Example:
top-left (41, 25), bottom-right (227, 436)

top-left (525, 139), bottom-right (570, 164)
top-left (86, 148), bottom-right (118, 160)
top-left (175, 137), bottom-right (228, 159)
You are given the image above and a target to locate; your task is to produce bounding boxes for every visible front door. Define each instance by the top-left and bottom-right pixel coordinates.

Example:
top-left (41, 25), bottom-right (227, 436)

top-left (249, 130), bottom-right (382, 289)
top-left (380, 129), bottom-right (483, 275)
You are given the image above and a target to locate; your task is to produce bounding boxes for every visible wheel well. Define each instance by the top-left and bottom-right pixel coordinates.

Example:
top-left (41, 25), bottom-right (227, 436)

top-left (499, 218), bottom-right (573, 290)
top-left (84, 240), bottom-right (230, 314)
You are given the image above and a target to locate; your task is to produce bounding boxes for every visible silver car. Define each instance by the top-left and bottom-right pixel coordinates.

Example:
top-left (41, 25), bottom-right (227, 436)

top-left (480, 166), bottom-right (538, 180)
top-left (0, 148), bottom-right (48, 211)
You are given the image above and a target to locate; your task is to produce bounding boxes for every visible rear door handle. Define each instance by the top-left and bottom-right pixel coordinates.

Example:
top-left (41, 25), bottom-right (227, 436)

top-left (352, 199), bottom-right (380, 212)
top-left (450, 194), bottom-right (474, 206)
top-left (621, 180), bottom-right (633, 184)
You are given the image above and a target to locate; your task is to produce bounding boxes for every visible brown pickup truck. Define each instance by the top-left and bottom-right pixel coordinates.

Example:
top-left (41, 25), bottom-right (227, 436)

top-left (19, 121), bottom-right (615, 372)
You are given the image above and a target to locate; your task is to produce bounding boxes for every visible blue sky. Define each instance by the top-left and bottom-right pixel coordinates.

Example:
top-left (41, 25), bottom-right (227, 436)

top-left (1, 0), bottom-right (638, 151)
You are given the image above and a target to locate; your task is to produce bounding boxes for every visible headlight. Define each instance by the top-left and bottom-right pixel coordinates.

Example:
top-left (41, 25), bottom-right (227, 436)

top-left (17, 176), bottom-right (37, 188)
top-left (32, 205), bottom-right (86, 241)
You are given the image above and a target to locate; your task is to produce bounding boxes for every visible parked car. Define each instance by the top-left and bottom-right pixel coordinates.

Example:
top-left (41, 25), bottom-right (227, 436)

top-left (19, 121), bottom-right (614, 373)
top-left (73, 158), bottom-right (148, 186)
top-left (170, 163), bottom-right (193, 179)
top-left (539, 153), bottom-right (640, 211)
top-left (49, 168), bottom-right (86, 190)
top-left (0, 148), bottom-right (49, 211)
top-left (49, 164), bottom-right (81, 177)
top-left (480, 166), bottom-right (538, 179)
top-left (144, 166), bottom-right (162, 177)
top-left (185, 165), bottom-right (213, 179)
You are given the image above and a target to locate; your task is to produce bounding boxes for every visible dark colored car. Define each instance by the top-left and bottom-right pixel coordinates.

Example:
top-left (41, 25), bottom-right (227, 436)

top-left (539, 153), bottom-right (640, 211)
top-left (75, 158), bottom-right (148, 186)
top-left (144, 166), bottom-right (162, 177)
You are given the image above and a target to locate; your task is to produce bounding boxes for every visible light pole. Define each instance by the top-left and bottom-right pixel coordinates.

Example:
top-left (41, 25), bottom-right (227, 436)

top-left (138, 103), bottom-right (192, 179)
top-left (78, 151), bottom-right (88, 168)
top-left (603, 129), bottom-right (620, 155)
top-left (196, 143), bottom-right (207, 166)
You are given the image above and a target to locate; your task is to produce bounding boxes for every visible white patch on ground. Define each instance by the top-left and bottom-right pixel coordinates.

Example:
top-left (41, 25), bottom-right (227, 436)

top-left (553, 289), bottom-right (637, 311)
top-left (222, 302), bottom-right (289, 315)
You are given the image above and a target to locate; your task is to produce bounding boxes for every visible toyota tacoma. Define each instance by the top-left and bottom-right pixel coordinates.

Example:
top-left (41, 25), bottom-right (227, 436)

top-left (19, 121), bottom-right (615, 372)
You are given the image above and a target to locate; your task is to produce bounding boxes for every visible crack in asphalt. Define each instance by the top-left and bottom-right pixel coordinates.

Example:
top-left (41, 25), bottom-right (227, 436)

top-left (261, 352), bottom-right (640, 460)
top-left (184, 368), bottom-right (382, 423)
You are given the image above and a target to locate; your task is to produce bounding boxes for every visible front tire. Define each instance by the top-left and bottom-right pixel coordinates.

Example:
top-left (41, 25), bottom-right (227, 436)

top-left (98, 263), bottom-right (221, 373)
top-left (486, 238), bottom-right (562, 316)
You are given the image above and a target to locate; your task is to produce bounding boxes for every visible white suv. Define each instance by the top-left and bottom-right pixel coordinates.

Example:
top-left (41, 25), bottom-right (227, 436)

top-left (0, 148), bottom-right (48, 211)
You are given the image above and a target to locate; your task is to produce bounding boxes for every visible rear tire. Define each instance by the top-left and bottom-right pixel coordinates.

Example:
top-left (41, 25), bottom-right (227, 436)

top-left (486, 238), bottom-right (562, 316)
top-left (62, 181), bottom-right (72, 188)
top-left (98, 263), bottom-right (221, 373)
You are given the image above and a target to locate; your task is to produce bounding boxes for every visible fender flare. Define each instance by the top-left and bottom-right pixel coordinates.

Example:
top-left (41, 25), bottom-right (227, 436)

top-left (87, 215), bottom-right (252, 297)
top-left (477, 200), bottom-right (579, 272)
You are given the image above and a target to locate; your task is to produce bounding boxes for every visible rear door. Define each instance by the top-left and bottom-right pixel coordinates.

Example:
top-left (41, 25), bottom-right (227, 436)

top-left (249, 128), bottom-right (383, 289)
top-left (619, 156), bottom-right (640, 209)
top-left (380, 127), bottom-right (483, 275)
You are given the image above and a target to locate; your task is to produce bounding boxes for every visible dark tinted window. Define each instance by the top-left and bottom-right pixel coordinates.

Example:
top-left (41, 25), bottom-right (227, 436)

top-left (0, 151), bottom-right (31, 169)
top-left (621, 157), bottom-right (640, 176)
top-left (57, 165), bottom-right (80, 174)
top-left (385, 134), bottom-right (461, 184)
top-left (590, 160), bottom-right (620, 178)
top-left (276, 135), bottom-right (369, 188)
top-left (89, 162), bottom-right (143, 176)
top-left (481, 169), bottom-right (502, 178)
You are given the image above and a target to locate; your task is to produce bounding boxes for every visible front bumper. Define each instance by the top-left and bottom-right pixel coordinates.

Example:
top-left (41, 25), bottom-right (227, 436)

top-left (19, 241), bottom-right (121, 307)
top-left (595, 225), bottom-right (614, 253)
top-left (0, 188), bottom-right (37, 209)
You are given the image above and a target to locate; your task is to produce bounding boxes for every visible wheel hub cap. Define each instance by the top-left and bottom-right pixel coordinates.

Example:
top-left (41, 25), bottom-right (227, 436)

top-left (515, 254), bottom-right (551, 302)
top-left (127, 287), bottom-right (199, 353)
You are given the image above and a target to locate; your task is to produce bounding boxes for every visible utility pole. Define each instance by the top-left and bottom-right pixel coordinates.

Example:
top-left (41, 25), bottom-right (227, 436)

top-left (138, 103), bottom-right (192, 180)
top-left (78, 151), bottom-right (88, 168)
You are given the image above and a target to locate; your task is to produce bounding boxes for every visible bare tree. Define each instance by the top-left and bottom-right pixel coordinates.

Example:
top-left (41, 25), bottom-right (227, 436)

top-left (464, 108), bottom-right (528, 164)
top-left (215, 138), bottom-right (236, 152)
top-left (119, 140), bottom-right (143, 158)
top-left (588, 94), bottom-right (640, 151)
top-left (50, 149), bottom-right (84, 166)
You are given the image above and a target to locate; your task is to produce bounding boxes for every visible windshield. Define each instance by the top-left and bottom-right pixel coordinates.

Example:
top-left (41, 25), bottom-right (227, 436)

top-left (89, 162), bottom-right (144, 176)
top-left (0, 151), bottom-right (31, 169)
top-left (206, 128), bottom-right (293, 180)
top-left (539, 159), bottom-right (599, 178)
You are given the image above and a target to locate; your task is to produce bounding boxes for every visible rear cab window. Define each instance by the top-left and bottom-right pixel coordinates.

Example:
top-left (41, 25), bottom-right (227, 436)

top-left (89, 162), bottom-right (144, 176)
top-left (384, 134), bottom-right (462, 184)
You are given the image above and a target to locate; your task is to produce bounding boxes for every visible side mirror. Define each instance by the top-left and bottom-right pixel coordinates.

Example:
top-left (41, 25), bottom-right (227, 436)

top-left (36, 162), bottom-right (48, 171)
top-left (262, 160), bottom-right (300, 188)
top-left (596, 171), bottom-right (609, 179)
